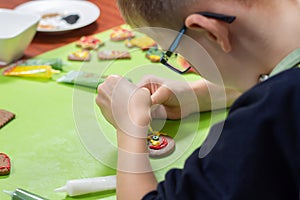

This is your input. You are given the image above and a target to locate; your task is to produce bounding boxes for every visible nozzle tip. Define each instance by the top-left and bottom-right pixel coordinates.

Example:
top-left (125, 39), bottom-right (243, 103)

top-left (54, 186), bottom-right (67, 193)
top-left (3, 190), bottom-right (13, 197)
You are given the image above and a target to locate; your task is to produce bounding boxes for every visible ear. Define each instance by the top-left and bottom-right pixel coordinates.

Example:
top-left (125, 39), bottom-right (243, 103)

top-left (185, 14), bottom-right (232, 53)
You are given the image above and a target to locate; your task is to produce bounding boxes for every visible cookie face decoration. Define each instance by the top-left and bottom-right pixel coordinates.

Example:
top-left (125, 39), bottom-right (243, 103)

top-left (147, 128), bottom-right (175, 158)
top-left (76, 36), bottom-right (104, 50)
top-left (110, 27), bottom-right (135, 41)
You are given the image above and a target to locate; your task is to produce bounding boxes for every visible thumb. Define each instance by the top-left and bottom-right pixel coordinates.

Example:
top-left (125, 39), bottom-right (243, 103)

top-left (151, 104), bottom-right (167, 119)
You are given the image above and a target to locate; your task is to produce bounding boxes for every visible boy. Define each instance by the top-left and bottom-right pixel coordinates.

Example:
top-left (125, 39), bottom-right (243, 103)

top-left (96, 0), bottom-right (300, 199)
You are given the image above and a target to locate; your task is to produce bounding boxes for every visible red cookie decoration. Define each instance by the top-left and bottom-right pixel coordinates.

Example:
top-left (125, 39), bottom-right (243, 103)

top-left (110, 27), bottom-right (135, 41)
top-left (76, 36), bottom-right (104, 50)
top-left (98, 50), bottom-right (131, 60)
top-left (0, 109), bottom-right (15, 129)
top-left (68, 50), bottom-right (91, 61)
top-left (147, 127), bottom-right (175, 158)
top-left (0, 153), bottom-right (11, 176)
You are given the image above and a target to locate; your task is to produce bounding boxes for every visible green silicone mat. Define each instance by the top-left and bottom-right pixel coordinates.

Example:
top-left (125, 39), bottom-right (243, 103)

top-left (0, 25), bottom-right (227, 200)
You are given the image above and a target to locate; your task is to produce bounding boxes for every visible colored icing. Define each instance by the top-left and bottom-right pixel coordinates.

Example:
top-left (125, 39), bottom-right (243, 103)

top-left (77, 36), bottom-right (104, 49)
top-left (110, 27), bottom-right (135, 41)
top-left (125, 36), bottom-right (157, 50)
top-left (72, 51), bottom-right (90, 59)
top-left (149, 136), bottom-right (168, 150)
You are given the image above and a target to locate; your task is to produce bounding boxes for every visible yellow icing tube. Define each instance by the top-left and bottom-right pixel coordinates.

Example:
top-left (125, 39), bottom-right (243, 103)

top-left (3, 65), bottom-right (60, 78)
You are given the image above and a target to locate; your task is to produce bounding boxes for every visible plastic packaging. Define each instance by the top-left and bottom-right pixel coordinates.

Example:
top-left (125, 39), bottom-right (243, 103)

top-left (56, 70), bottom-right (106, 89)
top-left (54, 175), bottom-right (116, 197)
top-left (3, 188), bottom-right (48, 200)
top-left (3, 65), bottom-right (60, 78)
top-left (18, 58), bottom-right (64, 71)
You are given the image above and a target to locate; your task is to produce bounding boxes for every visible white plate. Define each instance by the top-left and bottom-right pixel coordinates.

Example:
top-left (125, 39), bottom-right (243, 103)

top-left (15, 0), bottom-right (100, 33)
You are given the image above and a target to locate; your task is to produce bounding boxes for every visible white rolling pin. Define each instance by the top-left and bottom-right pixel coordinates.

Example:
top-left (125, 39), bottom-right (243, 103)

top-left (54, 175), bottom-right (116, 197)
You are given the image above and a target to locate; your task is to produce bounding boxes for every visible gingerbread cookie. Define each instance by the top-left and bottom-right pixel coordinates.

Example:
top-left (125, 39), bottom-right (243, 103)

top-left (147, 128), bottom-right (175, 158)
top-left (0, 153), bottom-right (11, 176)
top-left (68, 50), bottom-right (91, 61)
top-left (76, 36), bottom-right (104, 50)
top-left (125, 36), bottom-right (157, 51)
top-left (146, 47), bottom-right (163, 62)
top-left (110, 27), bottom-right (135, 41)
top-left (98, 50), bottom-right (131, 60)
top-left (177, 55), bottom-right (197, 73)
top-left (0, 109), bottom-right (15, 129)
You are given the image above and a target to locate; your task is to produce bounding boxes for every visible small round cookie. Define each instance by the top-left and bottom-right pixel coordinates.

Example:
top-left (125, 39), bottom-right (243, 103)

top-left (0, 153), bottom-right (11, 176)
top-left (147, 132), bottom-right (175, 158)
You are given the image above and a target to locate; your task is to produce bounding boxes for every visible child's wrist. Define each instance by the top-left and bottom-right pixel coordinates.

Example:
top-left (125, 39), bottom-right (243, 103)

top-left (117, 128), bottom-right (148, 153)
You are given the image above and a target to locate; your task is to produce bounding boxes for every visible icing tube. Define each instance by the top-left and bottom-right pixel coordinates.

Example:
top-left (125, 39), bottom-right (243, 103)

top-left (3, 65), bottom-right (60, 78)
top-left (54, 175), bottom-right (116, 197)
top-left (3, 188), bottom-right (48, 199)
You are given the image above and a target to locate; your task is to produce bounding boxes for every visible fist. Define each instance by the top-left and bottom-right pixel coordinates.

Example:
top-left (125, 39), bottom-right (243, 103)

top-left (96, 75), bottom-right (152, 137)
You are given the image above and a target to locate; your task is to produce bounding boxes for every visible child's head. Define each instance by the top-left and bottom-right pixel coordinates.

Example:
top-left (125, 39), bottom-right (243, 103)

top-left (117, 0), bottom-right (300, 92)
top-left (117, 0), bottom-right (255, 29)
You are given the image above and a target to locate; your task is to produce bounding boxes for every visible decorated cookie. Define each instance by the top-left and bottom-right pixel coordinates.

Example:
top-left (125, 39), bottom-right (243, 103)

top-left (146, 47), bottom-right (163, 62)
top-left (98, 50), bottom-right (131, 60)
top-left (110, 27), bottom-right (135, 41)
top-left (0, 153), bottom-right (11, 176)
top-left (125, 36), bottom-right (157, 51)
top-left (177, 55), bottom-right (197, 73)
top-left (0, 109), bottom-right (15, 129)
top-left (68, 50), bottom-right (91, 61)
top-left (76, 36), bottom-right (104, 50)
top-left (147, 127), bottom-right (175, 158)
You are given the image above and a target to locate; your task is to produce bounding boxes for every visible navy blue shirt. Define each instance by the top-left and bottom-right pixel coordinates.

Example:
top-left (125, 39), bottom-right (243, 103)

top-left (143, 67), bottom-right (300, 200)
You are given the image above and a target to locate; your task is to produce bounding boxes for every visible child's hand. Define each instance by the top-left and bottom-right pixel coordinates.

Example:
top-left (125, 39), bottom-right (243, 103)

top-left (138, 75), bottom-right (199, 120)
top-left (96, 75), bottom-right (151, 137)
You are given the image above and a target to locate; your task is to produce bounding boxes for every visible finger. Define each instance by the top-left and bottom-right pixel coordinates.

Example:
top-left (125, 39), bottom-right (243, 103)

top-left (96, 75), bottom-right (123, 107)
top-left (97, 74), bottom-right (121, 94)
top-left (151, 86), bottom-right (171, 105)
top-left (137, 75), bottom-right (158, 87)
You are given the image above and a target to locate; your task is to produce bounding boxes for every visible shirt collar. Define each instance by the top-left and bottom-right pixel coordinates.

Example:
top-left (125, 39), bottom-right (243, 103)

top-left (269, 48), bottom-right (300, 78)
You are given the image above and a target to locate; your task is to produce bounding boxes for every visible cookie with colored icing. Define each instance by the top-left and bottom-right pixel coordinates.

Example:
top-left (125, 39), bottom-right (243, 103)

top-left (125, 36), bottom-right (157, 51)
top-left (110, 27), bottom-right (135, 41)
top-left (98, 50), bottom-right (131, 60)
top-left (177, 55), bottom-right (197, 73)
top-left (76, 36), bottom-right (104, 50)
top-left (145, 47), bottom-right (163, 62)
top-left (0, 153), bottom-right (11, 176)
top-left (147, 131), bottom-right (175, 158)
top-left (68, 50), bottom-right (91, 61)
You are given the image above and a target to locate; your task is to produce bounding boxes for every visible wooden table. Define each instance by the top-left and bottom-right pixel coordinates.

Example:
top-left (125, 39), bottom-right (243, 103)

top-left (0, 0), bottom-right (125, 59)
